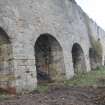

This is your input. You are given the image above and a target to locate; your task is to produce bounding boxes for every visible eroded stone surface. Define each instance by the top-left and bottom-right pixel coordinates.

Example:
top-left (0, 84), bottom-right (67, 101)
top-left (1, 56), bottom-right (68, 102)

top-left (0, 0), bottom-right (105, 93)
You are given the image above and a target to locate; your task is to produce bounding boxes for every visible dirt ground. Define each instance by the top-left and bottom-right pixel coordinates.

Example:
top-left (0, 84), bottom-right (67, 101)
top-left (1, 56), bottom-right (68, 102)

top-left (0, 86), bottom-right (105, 105)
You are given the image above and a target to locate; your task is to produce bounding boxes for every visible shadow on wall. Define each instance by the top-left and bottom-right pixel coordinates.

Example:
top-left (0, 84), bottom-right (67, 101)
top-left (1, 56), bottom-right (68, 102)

top-left (34, 34), bottom-right (66, 84)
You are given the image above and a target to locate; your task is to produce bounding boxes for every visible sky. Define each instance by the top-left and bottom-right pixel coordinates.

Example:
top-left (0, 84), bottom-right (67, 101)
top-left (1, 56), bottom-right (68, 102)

top-left (75, 0), bottom-right (105, 30)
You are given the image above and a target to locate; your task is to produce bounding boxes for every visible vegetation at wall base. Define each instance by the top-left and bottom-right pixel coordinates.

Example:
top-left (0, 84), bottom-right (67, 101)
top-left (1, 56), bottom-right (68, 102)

top-left (35, 66), bottom-right (105, 93)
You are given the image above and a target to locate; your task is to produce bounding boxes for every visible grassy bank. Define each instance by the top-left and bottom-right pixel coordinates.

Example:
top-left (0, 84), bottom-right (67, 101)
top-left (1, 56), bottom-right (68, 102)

top-left (64, 66), bottom-right (105, 86)
top-left (36, 66), bottom-right (105, 92)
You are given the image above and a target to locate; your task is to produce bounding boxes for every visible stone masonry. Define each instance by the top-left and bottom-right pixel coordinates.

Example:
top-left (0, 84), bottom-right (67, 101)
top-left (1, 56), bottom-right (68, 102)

top-left (0, 0), bottom-right (105, 93)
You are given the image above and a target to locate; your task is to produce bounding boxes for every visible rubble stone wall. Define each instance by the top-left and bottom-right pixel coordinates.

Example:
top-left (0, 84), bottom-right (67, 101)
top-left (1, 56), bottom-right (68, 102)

top-left (0, 0), bottom-right (104, 93)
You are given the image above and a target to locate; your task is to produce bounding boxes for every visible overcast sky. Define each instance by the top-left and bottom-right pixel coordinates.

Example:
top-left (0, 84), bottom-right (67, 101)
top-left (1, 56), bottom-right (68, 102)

top-left (75, 0), bottom-right (105, 30)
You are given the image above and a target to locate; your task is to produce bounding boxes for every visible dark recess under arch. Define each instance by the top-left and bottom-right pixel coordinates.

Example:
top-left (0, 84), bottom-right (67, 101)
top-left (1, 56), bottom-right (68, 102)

top-left (34, 34), bottom-right (66, 83)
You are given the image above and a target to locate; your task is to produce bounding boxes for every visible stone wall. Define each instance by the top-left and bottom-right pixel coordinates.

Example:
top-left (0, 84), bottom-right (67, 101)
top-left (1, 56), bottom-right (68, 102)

top-left (0, 0), bottom-right (104, 93)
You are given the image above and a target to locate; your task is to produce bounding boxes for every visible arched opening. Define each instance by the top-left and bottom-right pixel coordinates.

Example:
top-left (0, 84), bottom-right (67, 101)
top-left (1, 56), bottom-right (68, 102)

top-left (89, 47), bottom-right (102, 70)
top-left (72, 43), bottom-right (86, 74)
top-left (89, 37), bottom-right (103, 69)
top-left (89, 39), bottom-right (103, 70)
top-left (0, 27), bottom-right (13, 90)
top-left (35, 34), bottom-right (65, 83)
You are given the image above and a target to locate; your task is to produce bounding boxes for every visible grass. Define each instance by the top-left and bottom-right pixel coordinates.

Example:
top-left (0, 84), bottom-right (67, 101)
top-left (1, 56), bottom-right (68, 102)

top-left (64, 66), bottom-right (105, 87)
top-left (36, 66), bottom-right (105, 93)
top-left (35, 84), bottom-right (49, 93)
top-left (0, 94), bottom-right (10, 101)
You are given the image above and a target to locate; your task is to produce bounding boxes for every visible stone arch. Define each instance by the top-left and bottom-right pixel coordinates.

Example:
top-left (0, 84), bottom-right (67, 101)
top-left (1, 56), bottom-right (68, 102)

top-left (72, 43), bottom-right (86, 74)
top-left (89, 47), bottom-right (102, 70)
top-left (89, 38), bottom-right (103, 69)
top-left (34, 33), bottom-right (65, 83)
top-left (0, 27), bottom-right (13, 90)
